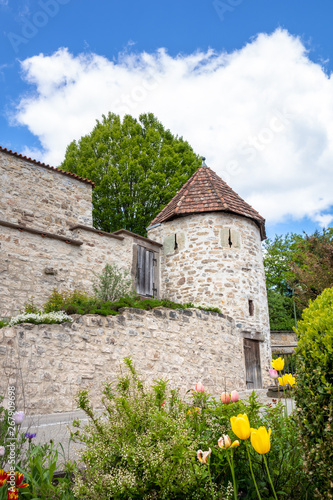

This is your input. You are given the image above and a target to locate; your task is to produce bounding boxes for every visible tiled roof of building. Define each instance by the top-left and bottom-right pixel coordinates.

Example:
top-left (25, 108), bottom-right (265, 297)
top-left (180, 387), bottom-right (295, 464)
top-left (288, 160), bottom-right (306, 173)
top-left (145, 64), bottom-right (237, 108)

top-left (149, 160), bottom-right (266, 240)
top-left (0, 146), bottom-right (95, 187)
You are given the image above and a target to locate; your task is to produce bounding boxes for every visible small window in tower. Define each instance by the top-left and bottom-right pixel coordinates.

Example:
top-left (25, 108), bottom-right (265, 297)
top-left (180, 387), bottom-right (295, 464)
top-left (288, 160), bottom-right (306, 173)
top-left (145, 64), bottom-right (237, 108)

top-left (228, 229), bottom-right (233, 248)
top-left (248, 300), bottom-right (254, 316)
top-left (174, 234), bottom-right (178, 250)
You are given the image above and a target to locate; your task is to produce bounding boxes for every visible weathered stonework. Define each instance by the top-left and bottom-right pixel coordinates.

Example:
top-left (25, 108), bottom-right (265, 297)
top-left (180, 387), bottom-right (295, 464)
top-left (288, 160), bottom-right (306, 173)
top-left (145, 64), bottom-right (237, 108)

top-left (271, 331), bottom-right (297, 352)
top-left (0, 151), bottom-right (93, 235)
top-left (148, 213), bottom-right (270, 332)
top-left (0, 149), bottom-right (272, 401)
top-left (0, 308), bottom-right (271, 414)
top-left (0, 224), bottom-right (143, 317)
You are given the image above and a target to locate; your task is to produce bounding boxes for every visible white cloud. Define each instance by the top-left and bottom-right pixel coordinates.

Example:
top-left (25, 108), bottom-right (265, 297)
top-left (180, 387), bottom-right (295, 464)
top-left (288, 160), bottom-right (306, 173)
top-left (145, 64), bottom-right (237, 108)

top-left (13, 29), bottom-right (333, 227)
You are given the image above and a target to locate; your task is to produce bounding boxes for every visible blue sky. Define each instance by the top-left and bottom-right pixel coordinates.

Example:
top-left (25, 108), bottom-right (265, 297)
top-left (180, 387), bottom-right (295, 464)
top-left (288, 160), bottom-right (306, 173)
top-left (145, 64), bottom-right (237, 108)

top-left (1, 0), bottom-right (333, 239)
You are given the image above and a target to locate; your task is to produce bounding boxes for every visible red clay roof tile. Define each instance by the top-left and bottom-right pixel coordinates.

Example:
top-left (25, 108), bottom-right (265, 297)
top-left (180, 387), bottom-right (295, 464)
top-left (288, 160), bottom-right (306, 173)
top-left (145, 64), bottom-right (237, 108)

top-left (149, 163), bottom-right (266, 240)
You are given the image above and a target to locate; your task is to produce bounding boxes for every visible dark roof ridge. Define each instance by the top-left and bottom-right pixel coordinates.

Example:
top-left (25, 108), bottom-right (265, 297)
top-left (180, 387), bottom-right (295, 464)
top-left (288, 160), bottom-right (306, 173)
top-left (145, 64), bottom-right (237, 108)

top-left (0, 146), bottom-right (95, 187)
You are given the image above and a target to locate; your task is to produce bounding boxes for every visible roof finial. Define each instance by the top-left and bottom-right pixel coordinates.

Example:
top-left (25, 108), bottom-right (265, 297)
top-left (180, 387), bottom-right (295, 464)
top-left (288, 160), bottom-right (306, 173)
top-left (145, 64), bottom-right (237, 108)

top-left (201, 156), bottom-right (207, 167)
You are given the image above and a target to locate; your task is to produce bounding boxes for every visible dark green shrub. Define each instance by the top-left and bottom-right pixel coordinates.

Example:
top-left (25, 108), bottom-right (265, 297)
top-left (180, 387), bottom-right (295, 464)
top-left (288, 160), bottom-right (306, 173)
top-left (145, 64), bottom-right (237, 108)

top-left (294, 287), bottom-right (333, 498)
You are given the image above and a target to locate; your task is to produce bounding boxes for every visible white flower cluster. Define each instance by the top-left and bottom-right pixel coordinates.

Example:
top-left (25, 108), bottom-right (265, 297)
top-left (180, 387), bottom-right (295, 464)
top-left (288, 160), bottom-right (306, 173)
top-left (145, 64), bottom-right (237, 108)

top-left (8, 311), bottom-right (73, 327)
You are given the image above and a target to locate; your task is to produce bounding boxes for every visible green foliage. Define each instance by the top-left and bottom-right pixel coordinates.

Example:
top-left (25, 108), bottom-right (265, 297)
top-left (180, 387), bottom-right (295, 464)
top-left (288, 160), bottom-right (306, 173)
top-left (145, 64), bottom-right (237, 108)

top-left (22, 297), bottom-right (40, 314)
top-left (291, 230), bottom-right (333, 309)
top-left (0, 320), bottom-right (7, 328)
top-left (0, 395), bottom-right (26, 467)
top-left (18, 441), bottom-right (75, 499)
top-left (43, 289), bottom-right (99, 315)
top-left (294, 287), bottom-right (333, 498)
top-left (72, 359), bottom-right (202, 500)
top-left (263, 229), bottom-right (333, 329)
top-left (60, 112), bottom-right (201, 236)
top-left (72, 360), bottom-right (312, 500)
top-left (93, 264), bottom-right (132, 302)
top-left (263, 232), bottom-right (303, 296)
top-left (267, 290), bottom-right (299, 331)
top-left (42, 288), bottom-right (221, 318)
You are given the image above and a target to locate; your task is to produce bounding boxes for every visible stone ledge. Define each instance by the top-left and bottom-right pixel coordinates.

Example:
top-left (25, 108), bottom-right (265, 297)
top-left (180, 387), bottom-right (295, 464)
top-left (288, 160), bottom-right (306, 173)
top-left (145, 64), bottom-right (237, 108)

top-left (0, 219), bottom-right (83, 246)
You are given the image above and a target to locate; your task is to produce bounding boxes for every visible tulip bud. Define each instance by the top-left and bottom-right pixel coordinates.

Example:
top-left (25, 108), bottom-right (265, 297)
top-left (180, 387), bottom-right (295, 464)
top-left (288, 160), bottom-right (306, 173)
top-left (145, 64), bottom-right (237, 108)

top-left (13, 411), bottom-right (25, 425)
top-left (195, 383), bottom-right (205, 393)
top-left (220, 392), bottom-right (230, 404)
top-left (0, 446), bottom-right (5, 456)
top-left (269, 369), bottom-right (278, 379)
top-left (230, 390), bottom-right (239, 403)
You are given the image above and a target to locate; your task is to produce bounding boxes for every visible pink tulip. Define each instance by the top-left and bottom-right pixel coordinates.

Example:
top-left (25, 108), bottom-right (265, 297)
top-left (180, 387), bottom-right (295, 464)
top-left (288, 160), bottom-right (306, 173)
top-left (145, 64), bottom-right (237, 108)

top-left (220, 392), bottom-right (230, 404)
top-left (230, 390), bottom-right (239, 403)
top-left (269, 369), bottom-right (278, 379)
top-left (195, 383), bottom-right (205, 393)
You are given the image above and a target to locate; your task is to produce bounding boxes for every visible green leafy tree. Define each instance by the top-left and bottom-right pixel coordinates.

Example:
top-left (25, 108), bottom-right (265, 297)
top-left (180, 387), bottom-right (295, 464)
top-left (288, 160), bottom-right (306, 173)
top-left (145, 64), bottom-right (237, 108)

top-left (290, 229), bottom-right (333, 308)
top-left (263, 233), bottom-right (303, 296)
top-left (263, 229), bottom-right (333, 329)
top-left (60, 113), bottom-right (201, 235)
top-left (263, 233), bottom-right (303, 330)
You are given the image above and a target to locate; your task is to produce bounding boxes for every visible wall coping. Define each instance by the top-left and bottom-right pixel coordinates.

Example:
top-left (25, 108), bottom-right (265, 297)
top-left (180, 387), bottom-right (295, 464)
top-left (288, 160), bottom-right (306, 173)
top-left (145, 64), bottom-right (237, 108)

top-left (0, 219), bottom-right (83, 246)
top-left (112, 229), bottom-right (163, 247)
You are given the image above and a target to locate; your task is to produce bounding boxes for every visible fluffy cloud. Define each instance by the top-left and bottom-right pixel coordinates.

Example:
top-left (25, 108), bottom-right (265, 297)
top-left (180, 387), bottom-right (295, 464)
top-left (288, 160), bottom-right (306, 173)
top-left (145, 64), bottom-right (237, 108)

top-left (14, 29), bottom-right (333, 227)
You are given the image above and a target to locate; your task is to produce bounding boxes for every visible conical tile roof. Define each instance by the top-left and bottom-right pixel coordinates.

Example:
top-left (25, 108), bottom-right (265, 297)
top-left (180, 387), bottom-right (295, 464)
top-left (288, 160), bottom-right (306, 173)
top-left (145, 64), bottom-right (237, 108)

top-left (148, 161), bottom-right (266, 240)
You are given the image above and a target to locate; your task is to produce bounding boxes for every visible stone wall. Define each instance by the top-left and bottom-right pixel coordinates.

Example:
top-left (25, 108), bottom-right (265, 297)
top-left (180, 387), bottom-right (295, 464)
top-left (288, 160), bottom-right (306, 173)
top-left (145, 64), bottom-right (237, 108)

top-left (0, 308), bottom-right (271, 414)
top-left (148, 213), bottom-right (270, 340)
top-left (0, 224), bottom-right (136, 317)
top-left (0, 150), bottom-right (93, 235)
top-left (270, 331), bottom-right (297, 353)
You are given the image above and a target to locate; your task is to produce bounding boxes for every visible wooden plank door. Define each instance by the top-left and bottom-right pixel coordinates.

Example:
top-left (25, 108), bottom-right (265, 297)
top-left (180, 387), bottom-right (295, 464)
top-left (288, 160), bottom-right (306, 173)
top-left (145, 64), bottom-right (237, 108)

top-left (244, 339), bottom-right (262, 389)
top-left (136, 246), bottom-right (154, 297)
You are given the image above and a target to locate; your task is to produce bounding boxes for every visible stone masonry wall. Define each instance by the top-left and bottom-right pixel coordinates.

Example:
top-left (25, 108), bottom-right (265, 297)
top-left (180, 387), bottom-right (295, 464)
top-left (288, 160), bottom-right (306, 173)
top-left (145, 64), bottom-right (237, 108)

top-left (270, 331), bottom-right (297, 353)
top-left (0, 151), bottom-right (93, 236)
top-left (0, 308), bottom-right (271, 415)
top-left (147, 213), bottom-right (270, 342)
top-left (0, 224), bottom-right (134, 317)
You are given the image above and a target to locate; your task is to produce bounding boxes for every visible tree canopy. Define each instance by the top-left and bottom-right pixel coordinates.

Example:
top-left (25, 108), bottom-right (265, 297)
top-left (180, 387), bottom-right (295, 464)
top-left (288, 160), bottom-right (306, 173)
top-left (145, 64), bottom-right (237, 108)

top-left (263, 228), bottom-right (333, 329)
top-left (60, 112), bottom-right (201, 235)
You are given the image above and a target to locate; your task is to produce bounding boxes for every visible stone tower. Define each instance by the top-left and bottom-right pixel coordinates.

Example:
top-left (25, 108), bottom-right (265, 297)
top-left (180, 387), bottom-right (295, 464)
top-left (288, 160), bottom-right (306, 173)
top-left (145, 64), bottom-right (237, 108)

top-left (147, 159), bottom-right (270, 345)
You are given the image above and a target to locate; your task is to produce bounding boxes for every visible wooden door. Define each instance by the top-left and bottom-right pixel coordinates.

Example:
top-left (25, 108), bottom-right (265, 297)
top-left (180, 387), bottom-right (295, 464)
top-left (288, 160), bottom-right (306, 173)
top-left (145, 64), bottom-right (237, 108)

top-left (244, 339), bottom-right (262, 389)
top-left (136, 246), bottom-right (155, 297)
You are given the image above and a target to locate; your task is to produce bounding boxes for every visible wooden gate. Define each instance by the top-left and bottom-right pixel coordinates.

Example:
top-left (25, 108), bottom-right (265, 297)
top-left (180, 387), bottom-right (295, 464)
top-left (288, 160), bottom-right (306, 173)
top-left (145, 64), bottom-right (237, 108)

top-left (136, 246), bottom-right (155, 297)
top-left (244, 339), bottom-right (262, 389)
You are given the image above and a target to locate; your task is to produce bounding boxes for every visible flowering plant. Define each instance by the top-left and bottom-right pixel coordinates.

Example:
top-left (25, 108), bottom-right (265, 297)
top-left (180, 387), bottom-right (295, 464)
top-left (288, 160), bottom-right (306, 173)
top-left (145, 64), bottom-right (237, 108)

top-left (8, 311), bottom-right (73, 327)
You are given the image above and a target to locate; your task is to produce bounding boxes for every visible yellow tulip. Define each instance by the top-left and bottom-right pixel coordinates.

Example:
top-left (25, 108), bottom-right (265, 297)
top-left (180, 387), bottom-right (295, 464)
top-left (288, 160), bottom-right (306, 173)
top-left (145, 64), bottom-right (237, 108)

top-left (230, 414), bottom-right (251, 440)
top-left (271, 357), bottom-right (285, 371)
top-left (287, 374), bottom-right (296, 387)
top-left (250, 426), bottom-right (271, 455)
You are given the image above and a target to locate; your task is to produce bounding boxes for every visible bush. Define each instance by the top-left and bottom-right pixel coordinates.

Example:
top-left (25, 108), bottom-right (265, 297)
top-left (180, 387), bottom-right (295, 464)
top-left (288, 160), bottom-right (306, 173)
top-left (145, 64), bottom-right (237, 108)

top-left (73, 359), bottom-right (203, 500)
top-left (71, 360), bottom-right (312, 500)
top-left (294, 287), bottom-right (333, 498)
top-left (93, 264), bottom-right (132, 302)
